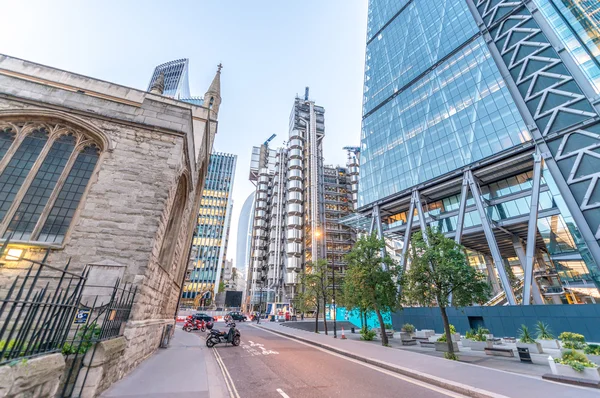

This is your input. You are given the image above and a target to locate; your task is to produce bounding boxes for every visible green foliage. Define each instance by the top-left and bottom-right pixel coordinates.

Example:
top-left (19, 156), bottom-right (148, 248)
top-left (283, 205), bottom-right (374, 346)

top-left (559, 332), bottom-right (587, 349)
top-left (401, 323), bottom-right (415, 333)
top-left (0, 339), bottom-right (16, 353)
top-left (444, 352), bottom-right (459, 361)
top-left (384, 323), bottom-right (393, 330)
top-left (535, 321), bottom-right (554, 340)
top-left (402, 229), bottom-right (490, 356)
top-left (465, 329), bottom-right (476, 340)
top-left (559, 332), bottom-right (586, 343)
top-left (360, 328), bottom-right (376, 341)
top-left (554, 350), bottom-right (597, 372)
top-left (518, 325), bottom-right (535, 344)
top-left (402, 228), bottom-right (491, 308)
top-left (344, 234), bottom-right (399, 346)
top-left (437, 324), bottom-right (457, 342)
top-left (62, 322), bottom-right (101, 356)
top-left (469, 327), bottom-right (490, 342)
top-left (584, 344), bottom-right (600, 355)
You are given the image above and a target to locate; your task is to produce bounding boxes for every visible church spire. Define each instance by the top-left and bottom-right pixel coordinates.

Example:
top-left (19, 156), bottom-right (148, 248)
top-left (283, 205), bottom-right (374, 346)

top-left (204, 64), bottom-right (222, 116)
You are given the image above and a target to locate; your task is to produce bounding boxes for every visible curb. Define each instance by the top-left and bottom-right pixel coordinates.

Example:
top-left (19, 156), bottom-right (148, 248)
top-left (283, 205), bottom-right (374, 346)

top-left (254, 325), bottom-right (509, 398)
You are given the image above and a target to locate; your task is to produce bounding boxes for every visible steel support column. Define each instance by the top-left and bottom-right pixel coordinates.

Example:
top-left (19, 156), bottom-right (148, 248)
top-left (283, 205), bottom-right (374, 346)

top-left (524, 152), bottom-right (544, 305)
top-left (511, 236), bottom-right (544, 305)
top-left (466, 170), bottom-right (517, 305)
top-left (484, 255), bottom-right (502, 295)
top-left (399, 193), bottom-right (417, 271)
top-left (414, 191), bottom-right (429, 245)
top-left (454, 175), bottom-right (469, 244)
top-left (373, 204), bottom-right (386, 260)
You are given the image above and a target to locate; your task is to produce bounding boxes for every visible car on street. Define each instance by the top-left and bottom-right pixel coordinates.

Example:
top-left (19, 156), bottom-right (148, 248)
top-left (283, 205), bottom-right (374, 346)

top-left (191, 313), bottom-right (216, 323)
top-left (227, 312), bottom-right (247, 322)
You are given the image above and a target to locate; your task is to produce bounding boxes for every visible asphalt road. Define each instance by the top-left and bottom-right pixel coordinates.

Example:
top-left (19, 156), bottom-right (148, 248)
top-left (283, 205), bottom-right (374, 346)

top-left (213, 323), bottom-right (467, 398)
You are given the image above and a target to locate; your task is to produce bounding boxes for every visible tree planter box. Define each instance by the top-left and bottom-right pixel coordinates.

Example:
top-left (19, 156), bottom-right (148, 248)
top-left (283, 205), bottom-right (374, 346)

top-left (415, 330), bottom-right (435, 338)
top-left (587, 354), bottom-right (600, 365)
top-left (517, 342), bottom-right (543, 354)
top-left (561, 348), bottom-right (585, 356)
top-left (537, 339), bottom-right (560, 350)
top-left (451, 333), bottom-right (461, 342)
top-left (385, 330), bottom-right (394, 339)
top-left (400, 332), bottom-right (413, 341)
top-left (435, 342), bottom-right (459, 352)
top-left (553, 363), bottom-right (600, 382)
top-left (470, 341), bottom-right (491, 351)
top-left (461, 338), bottom-right (472, 348)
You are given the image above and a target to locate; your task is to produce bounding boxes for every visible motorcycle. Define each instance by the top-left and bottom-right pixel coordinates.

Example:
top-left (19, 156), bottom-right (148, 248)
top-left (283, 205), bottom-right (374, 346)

top-left (206, 322), bottom-right (240, 347)
top-left (183, 318), bottom-right (205, 332)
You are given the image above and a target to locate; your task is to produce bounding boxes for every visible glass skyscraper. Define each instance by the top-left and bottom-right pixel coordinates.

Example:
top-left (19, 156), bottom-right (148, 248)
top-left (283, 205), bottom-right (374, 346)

top-left (147, 58), bottom-right (191, 99)
top-left (358, 0), bottom-right (600, 305)
top-left (181, 152), bottom-right (236, 307)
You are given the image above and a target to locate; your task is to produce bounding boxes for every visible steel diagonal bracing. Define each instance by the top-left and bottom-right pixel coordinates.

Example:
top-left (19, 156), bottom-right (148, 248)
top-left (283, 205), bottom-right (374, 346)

top-left (466, 170), bottom-right (517, 305)
top-left (467, 0), bottom-right (600, 265)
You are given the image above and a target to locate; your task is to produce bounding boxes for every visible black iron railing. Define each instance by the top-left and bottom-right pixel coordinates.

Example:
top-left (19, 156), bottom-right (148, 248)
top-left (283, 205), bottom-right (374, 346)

top-left (0, 247), bottom-right (87, 364)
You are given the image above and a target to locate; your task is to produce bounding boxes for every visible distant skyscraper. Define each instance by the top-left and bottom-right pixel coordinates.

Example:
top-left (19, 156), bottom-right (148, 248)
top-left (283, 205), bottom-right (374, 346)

top-left (357, 0), bottom-right (600, 305)
top-left (148, 59), bottom-right (191, 99)
top-left (246, 91), bottom-right (356, 312)
top-left (235, 192), bottom-right (255, 282)
top-left (181, 152), bottom-right (236, 306)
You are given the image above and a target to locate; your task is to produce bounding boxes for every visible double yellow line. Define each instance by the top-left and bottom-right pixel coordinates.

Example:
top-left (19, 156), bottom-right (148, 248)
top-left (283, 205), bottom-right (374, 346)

top-left (213, 347), bottom-right (241, 398)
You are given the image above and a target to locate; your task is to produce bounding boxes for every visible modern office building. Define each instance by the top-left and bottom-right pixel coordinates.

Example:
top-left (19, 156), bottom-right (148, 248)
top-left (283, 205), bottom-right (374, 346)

top-left (181, 152), bottom-right (236, 307)
top-left (236, 192), bottom-right (255, 281)
top-left (246, 91), bottom-right (357, 312)
top-left (147, 58), bottom-right (191, 99)
top-left (353, 0), bottom-right (600, 305)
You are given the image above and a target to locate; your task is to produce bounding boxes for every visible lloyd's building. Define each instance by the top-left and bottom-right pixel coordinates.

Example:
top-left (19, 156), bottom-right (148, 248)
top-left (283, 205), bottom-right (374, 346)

top-left (351, 0), bottom-right (600, 306)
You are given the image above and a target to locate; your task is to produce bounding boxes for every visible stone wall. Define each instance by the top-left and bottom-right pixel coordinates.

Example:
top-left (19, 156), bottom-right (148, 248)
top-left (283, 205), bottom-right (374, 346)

top-left (0, 54), bottom-right (218, 394)
top-left (0, 353), bottom-right (65, 398)
top-left (73, 336), bottom-right (127, 398)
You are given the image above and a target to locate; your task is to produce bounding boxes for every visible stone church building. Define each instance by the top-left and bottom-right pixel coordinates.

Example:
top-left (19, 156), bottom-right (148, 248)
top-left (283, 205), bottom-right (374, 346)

top-left (0, 53), bottom-right (220, 381)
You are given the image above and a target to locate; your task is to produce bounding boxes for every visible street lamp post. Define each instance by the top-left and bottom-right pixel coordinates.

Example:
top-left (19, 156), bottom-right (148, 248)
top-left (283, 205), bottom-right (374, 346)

top-left (332, 256), bottom-right (337, 338)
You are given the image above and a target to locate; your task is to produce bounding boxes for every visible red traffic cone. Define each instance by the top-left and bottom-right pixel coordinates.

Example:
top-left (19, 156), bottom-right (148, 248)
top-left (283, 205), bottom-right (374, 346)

top-left (341, 327), bottom-right (347, 339)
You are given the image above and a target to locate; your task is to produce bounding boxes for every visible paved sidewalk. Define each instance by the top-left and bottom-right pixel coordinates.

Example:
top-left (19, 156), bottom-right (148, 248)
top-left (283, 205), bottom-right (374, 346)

top-left (280, 321), bottom-right (549, 378)
top-left (256, 322), bottom-right (598, 398)
top-left (101, 328), bottom-right (228, 398)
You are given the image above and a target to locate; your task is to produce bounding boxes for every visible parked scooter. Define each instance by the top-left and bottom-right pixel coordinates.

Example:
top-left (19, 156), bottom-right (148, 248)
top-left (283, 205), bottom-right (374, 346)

top-left (206, 322), bottom-right (240, 347)
top-left (183, 318), bottom-right (205, 332)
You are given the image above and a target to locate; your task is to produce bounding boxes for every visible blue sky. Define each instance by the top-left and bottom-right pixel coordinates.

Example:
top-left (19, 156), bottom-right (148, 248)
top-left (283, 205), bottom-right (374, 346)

top-left (1, 0), bottom-right (368, 267)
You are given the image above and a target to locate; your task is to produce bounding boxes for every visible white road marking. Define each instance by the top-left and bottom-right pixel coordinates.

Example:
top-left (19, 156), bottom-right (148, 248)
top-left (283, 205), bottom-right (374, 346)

top-left (253, 326), bottom-right (471, 398)
top-left (213, 348), bottom-right (241, 398)
top-left (241, 341), bottom-right (278, 356)
top-left (276, 388), bottom-right (290, 398)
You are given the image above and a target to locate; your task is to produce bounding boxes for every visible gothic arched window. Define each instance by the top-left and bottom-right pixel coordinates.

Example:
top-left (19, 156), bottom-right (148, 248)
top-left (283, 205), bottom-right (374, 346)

top-left (0, 121), bottom-right (102, 244)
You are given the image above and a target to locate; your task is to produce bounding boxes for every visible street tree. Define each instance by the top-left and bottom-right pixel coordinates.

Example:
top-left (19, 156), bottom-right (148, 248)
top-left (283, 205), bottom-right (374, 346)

top-left (402, 228), bottom-right (490, 359)
top-left (301, 259), bottom-right (331, 334)
top-left (344, 234), bottom-right (399, 346)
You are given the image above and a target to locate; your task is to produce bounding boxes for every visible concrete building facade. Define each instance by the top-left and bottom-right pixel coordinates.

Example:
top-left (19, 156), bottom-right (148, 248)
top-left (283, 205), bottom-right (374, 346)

top-left (353, 0), bottom-right (600, 305)
top-left (0, 53), bottom-right (221, 379)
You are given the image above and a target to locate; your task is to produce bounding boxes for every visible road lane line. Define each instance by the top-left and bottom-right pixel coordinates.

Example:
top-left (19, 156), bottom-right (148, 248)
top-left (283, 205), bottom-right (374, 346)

top-left (213, 348), bottom-right (241, 398)
top-left (276, 388), bottom-right (290, 398)
top-left (213, 348), bottom-right (234, 397)
top-left (253, 326), bottom-right (469, 398)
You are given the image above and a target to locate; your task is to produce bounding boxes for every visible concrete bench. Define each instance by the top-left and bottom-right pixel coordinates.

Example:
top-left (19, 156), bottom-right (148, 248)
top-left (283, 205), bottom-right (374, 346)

top-left (419, 341), bottom-right (435, 348)
top-left (401, 339), bottom-right (417, 346)
top-left (485, 347), bottom-right (515, 357)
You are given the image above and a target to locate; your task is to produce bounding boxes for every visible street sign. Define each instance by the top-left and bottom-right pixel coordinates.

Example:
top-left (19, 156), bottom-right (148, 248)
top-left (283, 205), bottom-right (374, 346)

top-left (73, 309), bottom-right (91, 325)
